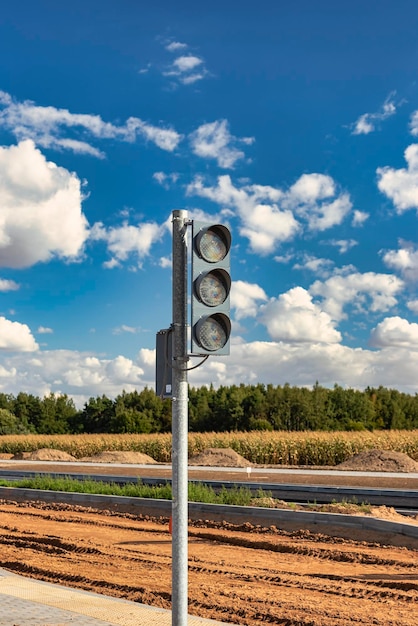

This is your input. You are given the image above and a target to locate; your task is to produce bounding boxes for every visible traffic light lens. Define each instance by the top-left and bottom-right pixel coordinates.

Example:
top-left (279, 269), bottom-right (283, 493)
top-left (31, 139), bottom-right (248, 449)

top-left (196, 316), bottom-right (228, 351)
top-left (198, 229), bottom-right (227, 262)
top-left (197, 272), bottom-right (227, 306)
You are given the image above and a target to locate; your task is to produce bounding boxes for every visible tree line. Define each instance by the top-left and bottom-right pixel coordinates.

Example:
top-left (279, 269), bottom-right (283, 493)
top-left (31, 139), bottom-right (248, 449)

top-left (0, 383), bottom-right (417, 435)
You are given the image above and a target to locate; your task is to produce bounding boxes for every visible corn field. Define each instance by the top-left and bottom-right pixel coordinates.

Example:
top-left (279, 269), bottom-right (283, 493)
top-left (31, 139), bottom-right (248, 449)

top-left (1, 430), bottom-right (418, 465)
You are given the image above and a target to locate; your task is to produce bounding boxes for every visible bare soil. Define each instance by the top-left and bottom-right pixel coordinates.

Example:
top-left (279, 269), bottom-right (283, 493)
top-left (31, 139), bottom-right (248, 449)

top-left (1, 447), bottom-right (418, 624)
top-left (189, 447), bottom-right (252, 467)
top-left (336, 449), bottom-right (418, 473)
top-left (0, 499), bottom-right (417, 626)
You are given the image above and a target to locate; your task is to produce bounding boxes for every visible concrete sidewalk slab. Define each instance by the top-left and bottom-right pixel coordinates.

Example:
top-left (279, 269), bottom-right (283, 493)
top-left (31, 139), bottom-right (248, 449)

top-left (0, 568), bottom-right (229, 625)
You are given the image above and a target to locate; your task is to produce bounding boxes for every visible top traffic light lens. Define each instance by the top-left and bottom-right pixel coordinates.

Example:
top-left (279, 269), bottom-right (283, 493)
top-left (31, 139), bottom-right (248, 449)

top-left (196, 226), bottom-right (230, 263)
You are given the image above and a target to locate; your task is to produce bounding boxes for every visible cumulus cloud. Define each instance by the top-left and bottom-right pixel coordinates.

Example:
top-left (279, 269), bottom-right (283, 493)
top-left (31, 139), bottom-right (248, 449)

top-left (0, 279), bottom-right (19, 291)
top-left (407, 299), bottom-right (418, 314)
top-left (0, 90), bottom-right (182, 156)
top-left (165, 41), bottom-right (188, 53)
top-left (0, 349), bottom-right (147, 406)
top-left (231, 280), bottom-right (268, 320)
top-left (37, 326), bottom-right (53, 334)
top-left (352, 210), bottom-right (369, 226)
top-left (259, 287), bottom-right (341, 343)
top-left (0, 317), bottom-right (38, 351)
top-left (409, 110), bottom-right (418, 136)
top-left (382, 242), bottom-right (418, 281)
top-left (377, 144), bottom-right (418, 212)
top-left (187, 172), bottom-right (351, 254)
top-left (0, 140), bottom-right (89, 268)
top-left (3, 335), bottom-right (418, 406)
top-left (351, 91), bottom-right (399, 135)
top-left (188, 174), bottom-right (298, 254)
top-left (186, 338), bottom-right (418, 395)
top-left (189, 120), bottom-right (254, 168)
top-left (173, 55), bottom-right (203, 73)
top-left (327, 239), bottom-right (358, 254)
top-left (309, 271), bottom-right (404, 320)
top-left (370, 316), bottom-right (418, 349)
top-left (90, 220), bottom-right (164, 268)
top-left (285, 173), bottom-right (352, 230)
top-left (293, 255), bottom-right (334, 276)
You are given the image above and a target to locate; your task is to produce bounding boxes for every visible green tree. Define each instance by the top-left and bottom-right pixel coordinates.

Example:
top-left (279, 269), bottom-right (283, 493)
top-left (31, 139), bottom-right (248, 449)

top-left (0, 408), bottom-right (29, 434)
top-left (80, 395), bottom-right (115, 433)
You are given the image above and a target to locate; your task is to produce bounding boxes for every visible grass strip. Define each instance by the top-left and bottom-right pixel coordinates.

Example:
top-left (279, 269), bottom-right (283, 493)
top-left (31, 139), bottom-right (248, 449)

top-left (0, 475), bottom-right (264, 506)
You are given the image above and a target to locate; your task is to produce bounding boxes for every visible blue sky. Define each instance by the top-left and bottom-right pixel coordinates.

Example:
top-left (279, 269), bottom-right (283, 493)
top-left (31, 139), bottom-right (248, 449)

top-left (1, 0), bottom-right (418, 406)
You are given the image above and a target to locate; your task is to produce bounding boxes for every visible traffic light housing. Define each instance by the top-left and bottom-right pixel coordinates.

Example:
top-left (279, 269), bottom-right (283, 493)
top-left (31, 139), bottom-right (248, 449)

top-left (191, 221), bottom-right (231, 355)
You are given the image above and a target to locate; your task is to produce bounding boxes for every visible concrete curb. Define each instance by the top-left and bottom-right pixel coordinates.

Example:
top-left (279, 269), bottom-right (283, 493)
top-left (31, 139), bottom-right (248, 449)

top-left (1, 486), bottom-right (418, 539)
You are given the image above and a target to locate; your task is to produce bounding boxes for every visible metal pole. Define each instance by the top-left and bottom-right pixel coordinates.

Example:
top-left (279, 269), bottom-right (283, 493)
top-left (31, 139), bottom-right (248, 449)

top-left (171, 209), bottom-right (189, 625)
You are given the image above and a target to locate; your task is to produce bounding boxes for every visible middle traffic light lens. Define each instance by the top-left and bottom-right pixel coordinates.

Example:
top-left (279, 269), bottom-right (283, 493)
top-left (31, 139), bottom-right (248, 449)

top-left (197, 272), bottom-right (227, 306)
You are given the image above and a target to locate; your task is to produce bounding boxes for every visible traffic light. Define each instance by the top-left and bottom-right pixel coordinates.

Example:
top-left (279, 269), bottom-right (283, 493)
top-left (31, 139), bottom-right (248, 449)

top-left (191, 221), bottom-right (231, 355)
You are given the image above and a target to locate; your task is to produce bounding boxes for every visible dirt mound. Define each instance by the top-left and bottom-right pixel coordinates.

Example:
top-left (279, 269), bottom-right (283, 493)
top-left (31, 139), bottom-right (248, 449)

top-left (189, 447), bottom-right (251, 467)
top-left (337, 449), bottom-right (418, 472)
top-left (80, 451), bottom-right (158, 464)
top-left (12, 448), bottom-right (76, 461)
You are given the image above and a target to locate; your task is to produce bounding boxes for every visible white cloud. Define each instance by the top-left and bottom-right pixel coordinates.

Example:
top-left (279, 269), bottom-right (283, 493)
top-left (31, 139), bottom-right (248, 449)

top-left (351, 92), bottom-right (399, 135)
top-left (187, 172), bottom-right (350, 254)
top-left (159, 256), bottom-right (172, 269)
top-left (37, 326), bottom-right (53, 334)
top-left (409, 110), bottom-right (418, 136)
top-left (382, 242), bottom-right (418, 281)
top-left (90, 220), bottom-right (164, 268)
top-left (231, 280), bottom-right (268, 320)
top-left (407, 299), bottom-right (418, 314)
top-left (131, 118), bottom-right (181, 151)
top-left (370, 316), bottom-right (418, 349)
top-left (0, 90), bottom-right (182, 156)
top-left (0, 317), bottom-right (38, 351)
top-left (293, 255), bottom-right (334, 275)
top-left (112, 325), bottom-right (143, 335)
top-left (0, 140), bottom-right (88, 268)
top-left (377, 144), bottom-right (418, 212)
top-left (187, 175), bottom-right (298, 254)
top-left (166, 41), bottom-right (188, 53)
top-left (189, 120), bottom-right (254, 168)
top-left (186, 339), bottom-right (418, 395)
top-left (0, 279), bottom-right (19, 291)
top-left (285, 174), bottom-right (352, 231)
top-left (327, 239), bottom-right (358, 254)
top-left (352, 210), bottom-right (369, 226)
top-left (153, 171), bottom-right (179, 189)
top-left (260, 287), bottom-right (341, 343)
top-left (173, 55), bottom-right (203, 72)
top-left (163, 48), bottom-right (208, 86)
top-left (309, 271), bottom-right (404, 320)
top-left (352, 115), bottom-right (375, 135)
top-left (287, 172), bottom-right (335, 203)
top-left (3, 336), bottom-right (418, 406)
top-left (0, 349), bottom-right (147, 406)
top-left (273, 252), bottom-right (294, 264)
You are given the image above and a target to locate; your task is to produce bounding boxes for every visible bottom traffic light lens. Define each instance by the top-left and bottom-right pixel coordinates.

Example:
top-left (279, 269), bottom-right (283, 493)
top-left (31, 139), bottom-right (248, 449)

top-left (195, 314), bottom-right (231, 352)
